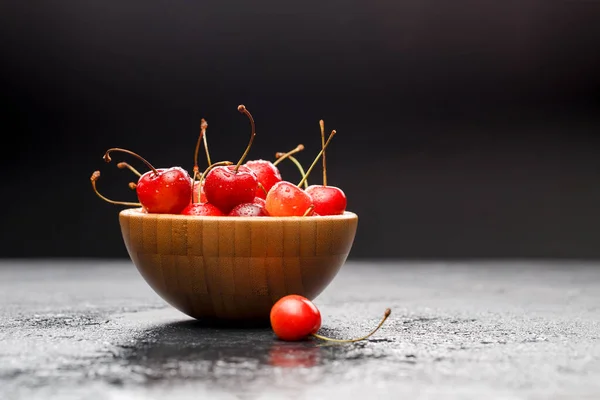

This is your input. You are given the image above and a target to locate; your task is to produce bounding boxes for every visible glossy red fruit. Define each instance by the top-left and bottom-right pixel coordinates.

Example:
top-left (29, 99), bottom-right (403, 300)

top-left (253, 197), bottom-right (266, 207)
top-left (304, 185), bottom-right (347, 216)
top-left (270, 295), bottom-right (322, 341)
top-left (245, 159), bottom-right (282, 199)
top-left (180, 202), bottom-right (224, 216)
top-left (228, 202), bottom-right (270, 217)
top-left (203, 165), bottom-right (259, 213)
top-left (136, 167), bottom-right (193, 214)
top-left (265, 181), bottom-right (313, 217)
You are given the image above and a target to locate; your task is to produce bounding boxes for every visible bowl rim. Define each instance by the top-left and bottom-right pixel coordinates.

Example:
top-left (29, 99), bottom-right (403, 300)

top-left (119, 207), bottom-right (358, 222)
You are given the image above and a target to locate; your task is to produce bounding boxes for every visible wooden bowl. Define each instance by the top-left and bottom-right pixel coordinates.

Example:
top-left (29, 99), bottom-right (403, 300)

top-left (119, 208), bottom-right (358, 321)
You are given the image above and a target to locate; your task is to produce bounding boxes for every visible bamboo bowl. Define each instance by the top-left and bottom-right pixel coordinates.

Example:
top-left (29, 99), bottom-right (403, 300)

top-left (119, 208), bottom-right (358, 321)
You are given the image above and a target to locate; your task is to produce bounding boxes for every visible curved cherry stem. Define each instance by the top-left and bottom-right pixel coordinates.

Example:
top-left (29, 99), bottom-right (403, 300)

top-left (258, 182), bottom-right (268, 196)
top-left (103, 148), bottom-right (159, 176)
top-left (117, 162), bottom-right (142, 177)
top-left (235, 105), bottom-right (256, 172)
top-left (193, 119), bottom-right (208, 181)
top-left (203, 121), bottom-right (211, 167)
top-left (128, 182), bottom-right (137, 190)
top-left (90, 171), bottom-right (142, 207)
top-left (297, 130), bottom-right (336, 188)
top-left (191, 119), bottom-right (209, 199)
top-left (319, 120), bottom-right (327, 186)
top-left (273, 144), bottom-right (304, 166)
top-left (275, 153), bottom-right (308, 188)
top-left (311, 308), bottom-right (391, 343)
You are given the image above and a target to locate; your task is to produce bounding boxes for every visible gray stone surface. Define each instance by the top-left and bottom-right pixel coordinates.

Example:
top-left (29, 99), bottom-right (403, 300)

top-left (0, 259), bottom-right (599, 400)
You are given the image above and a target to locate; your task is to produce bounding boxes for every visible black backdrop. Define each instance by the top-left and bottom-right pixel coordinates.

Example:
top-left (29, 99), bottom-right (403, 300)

top-left (1, 1), bottom-right (599, 259)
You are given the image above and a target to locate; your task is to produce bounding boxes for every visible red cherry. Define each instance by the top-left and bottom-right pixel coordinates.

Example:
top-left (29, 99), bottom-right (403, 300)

top-left (135, 167), bottom-right (192, 214)
top-left (203, 105), bottom-right (260, 213)
top-left (305, 185), bottom-right (347, 215)
top-left (204, 165), bottom-right (258, 213)
top-left (270, 294), bottom-right (392, 343)
top-left (253, 197), bottom-right (266, 206)
top-left (270, 295), bottom-right (322, 341)
top-left (265, 181), bottom-right (313, 217)
top-left (228, 202), bottom-right (270, 217)
top-left (265, 129), bottom-right (339, 217)
top-left (181, 202), bottom-right (224, 216)
top-left (302, 120), bottom-right (347, 215)
top-left (92, 148), bottom-right (192, 214)
top-left (244, 159), bottom-right (282, 199)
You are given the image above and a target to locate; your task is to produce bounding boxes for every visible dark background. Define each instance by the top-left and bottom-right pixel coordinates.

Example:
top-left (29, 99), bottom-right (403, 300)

top-left (1, 1), bottom-right (599, 260)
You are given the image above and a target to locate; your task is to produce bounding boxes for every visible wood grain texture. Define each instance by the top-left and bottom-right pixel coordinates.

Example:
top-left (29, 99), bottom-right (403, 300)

top-left (119, 208), bottom-right (358, 320)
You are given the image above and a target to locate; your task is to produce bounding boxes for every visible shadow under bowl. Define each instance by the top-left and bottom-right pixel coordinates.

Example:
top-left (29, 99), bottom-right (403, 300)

top-left (119, 208), bottom-right (358, 321)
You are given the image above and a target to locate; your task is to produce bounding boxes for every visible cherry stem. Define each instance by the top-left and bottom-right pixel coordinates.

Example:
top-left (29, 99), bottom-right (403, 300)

top-left (90, 171), bottom-right (142, 207)
top-left (128, 182), bottom-right (137, 190)
top-left (193, 119), bottom-right (208, 180)
top-left (117, 162), bottom-right (142, 177)
top-left (273, 144), bottom-right (304, 166)
top-left (203, 119), bottom-right (212, 166)
top-left (258, 182), bottom-right (268, 196)
top-left (297, 130), bottom-right (336, 188)
top-left (103, 148), bottom-right (159, 176)
top-left (319, 120), bottom-right (327, 186)
top-left (235, 105), bottom-right (256, 172)
top-left (303, 204), bottom-right (315, 217)
top-left (275, 153), bottom-right (308, 188)
top-left (311, 308), bottom-right (392, 343)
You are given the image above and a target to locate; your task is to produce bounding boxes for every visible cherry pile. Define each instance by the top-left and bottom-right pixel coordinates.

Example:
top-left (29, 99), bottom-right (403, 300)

top-left (91, 105), bottom-right (347, 217)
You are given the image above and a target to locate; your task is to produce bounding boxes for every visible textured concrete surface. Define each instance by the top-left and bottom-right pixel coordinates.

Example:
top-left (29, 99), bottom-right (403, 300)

top-left (0, 259), bottom-right (599, 400)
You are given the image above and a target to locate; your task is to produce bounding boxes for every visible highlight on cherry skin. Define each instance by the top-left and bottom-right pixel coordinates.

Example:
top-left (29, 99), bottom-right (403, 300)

top-left (270, 295), bottom-right (391, 342)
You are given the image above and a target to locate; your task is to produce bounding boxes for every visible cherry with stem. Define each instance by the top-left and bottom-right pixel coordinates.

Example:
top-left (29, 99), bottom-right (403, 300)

top-left (102, 147), bottom-right (193, 214)
top-left (305, 123), bottom-right (347, 216)
top-left (196, 160), bottom-right (234, 203)
top-left (203, 105), bottom-right (259, 213)
top-left (270, 294), bottom-right (392, 342)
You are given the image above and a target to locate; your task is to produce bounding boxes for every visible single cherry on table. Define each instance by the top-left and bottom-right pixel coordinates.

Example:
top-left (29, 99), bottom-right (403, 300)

top-left (270, 294), bottom-right (391, 342)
